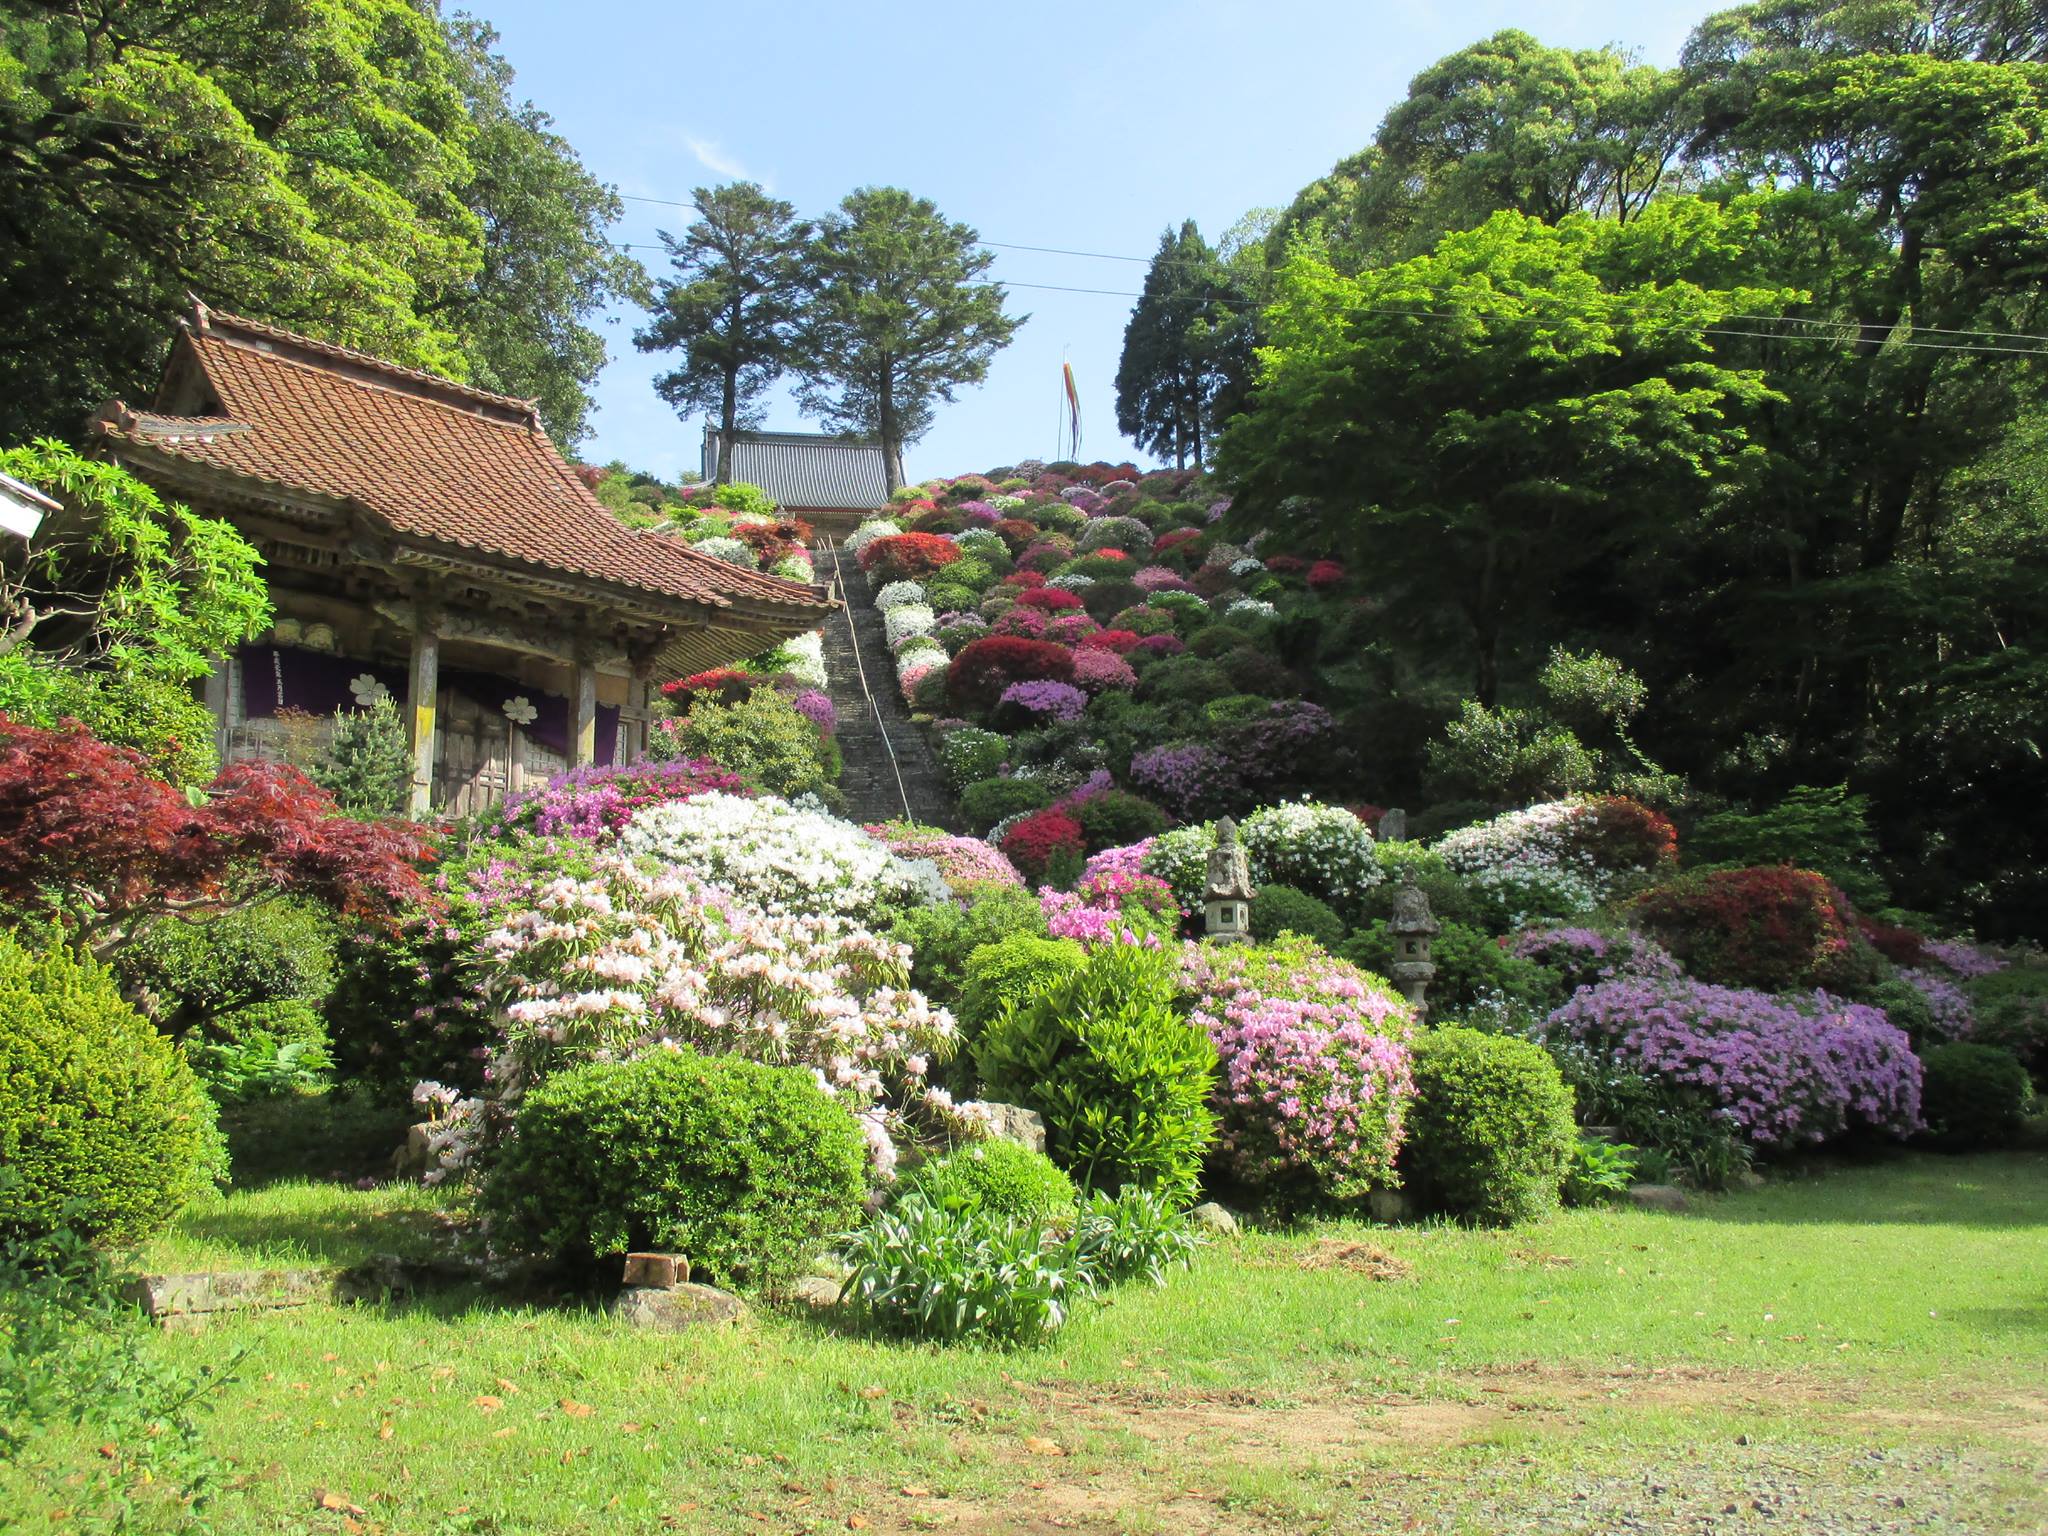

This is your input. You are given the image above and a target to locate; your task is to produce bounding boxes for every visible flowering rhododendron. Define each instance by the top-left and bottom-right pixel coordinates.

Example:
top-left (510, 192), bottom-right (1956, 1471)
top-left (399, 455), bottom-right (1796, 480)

top-left (1181, 938), bottom-right (1414, 1197)
top-left (998, 808), bottom-right (1085, 882)
top-left (1307, 559), bottom-right (1346, 591)
top-left (1070, 647), bottom-right (1138, 694)
top-left (998, 679), bottom-right (1087, 722)
top-left (1436, 799), bottom-right (1660, 925)
top-left (1899, 966), bottom-right (1975, 1040)
top-left (1140, 803), bottom-right (1383, 918)
top-left (790, 689), bottom-right (836, 736)
top-left (989, 604), bottom-right (1050, 639)
top-left (622, 793), bottom-right (923, 920)
top-left (1510, 927), bottom-right (1680, 992)
top-left (1130, 742), bottom-right (1234, 821)
top-left (844, 518), bottom-right (902, 554)
top-left (882, 603), bottom-right (936, 646)
top-left (873, 579), bottom-right (927, 611)
top-left (1545, 978), bottom-right (1922, 1149)
top-left (863, 823), bottom-right (1022, 891)
top-left (1923, 939), bottom-right (2007, 979)
top-left (1039, 887), bottom-right (1164, 947)
top-left (497, 758), bottom-right (753, 843)
top-left (1016, 586), bottom-right (1084, 611)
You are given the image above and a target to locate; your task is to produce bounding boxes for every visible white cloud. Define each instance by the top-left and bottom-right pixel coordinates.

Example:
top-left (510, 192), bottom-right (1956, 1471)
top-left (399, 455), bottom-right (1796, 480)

top-left (686, 136), bottom-right (756, 184)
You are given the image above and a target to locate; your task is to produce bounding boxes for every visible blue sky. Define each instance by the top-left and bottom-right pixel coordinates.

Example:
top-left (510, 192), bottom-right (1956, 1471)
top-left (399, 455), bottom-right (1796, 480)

top-left (480, 1), bottom-right (1725, 482)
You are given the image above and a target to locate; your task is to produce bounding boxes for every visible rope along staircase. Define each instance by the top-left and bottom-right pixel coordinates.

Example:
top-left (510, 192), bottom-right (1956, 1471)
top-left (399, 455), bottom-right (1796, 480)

top-left (817, 538), bottom-right (960, 831)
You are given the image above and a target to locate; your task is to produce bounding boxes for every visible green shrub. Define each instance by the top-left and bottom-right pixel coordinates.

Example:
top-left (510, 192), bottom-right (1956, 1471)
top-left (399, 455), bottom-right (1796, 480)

top-left (1918, 1043), bottom-right (2032, 1151)
top-left (1402, 1027), bottom-right (1576, 1225)
top-left (0, 934), bottom-right (218, 1243)
top-left (483, 1049), bottom-right (867, 1293)
top-left (708, 481), bottom-right (778, 517)
top-left (959, 933), bottom-right (1083, 1040)
top-left (976, 943), bottom-right (1217, 1199)
top-left (1187, 625), bottom-right (1250, 659)
top-left (1250, 884), bottom-right (1345, 948)
top-left (888, 886), bottom-right (1048, 1015)
top-left (1971, 971), bottom-right (2048, 1089)
top-left (939, 726), bottom-right (1009, 791)
top-left (117, 900), bottom-right (337, 1038)
top-left (1687, 785), bottom-right (1889, 910)
top-left (1563, 1134), bottom-right (1639, 1206)
top-left (959, 776), bottom-right (1053, 834)
top-left (658, 688), bottom-right (831, 798)
top-left (1072, 1186), bottom-right (1200, 1286)
top-left (1341, 919), bottom-right (1561, 1021)
top-left (314, 696), bottom-right (411, 819)
top-left (925, 582), bottom-right (977, 612)
top-left (1073, 789), bottom-right (1168, 851)
top-left (901, 1140), bottom-right (1076, 1225)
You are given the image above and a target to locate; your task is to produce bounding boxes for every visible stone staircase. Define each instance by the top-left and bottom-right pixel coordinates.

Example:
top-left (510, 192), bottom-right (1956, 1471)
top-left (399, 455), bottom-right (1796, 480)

top-left (818, 542), bottom-right (960, 831)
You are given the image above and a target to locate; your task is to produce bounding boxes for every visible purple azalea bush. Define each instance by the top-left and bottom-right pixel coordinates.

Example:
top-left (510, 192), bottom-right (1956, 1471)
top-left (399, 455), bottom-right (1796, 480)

top-left (997, 679), bottom-right (1088, 722)
top-left (1512, 927), bottom-right (1681, 992)
top-left (1130, 741), bottom-right (1237, 820)
top-left (1923, 938), bottom-right (2007, 980)
top-left (790, 688), bottom-right (837, 736)
top-left (862, 824), bottom-right (1022, 892)
top-left (497, 758), bottom-right (751, 843)
top-left (1545, 978), bottom-right (1922, 1150)
top-left (1899, 966), bottom-right (1976, 1040)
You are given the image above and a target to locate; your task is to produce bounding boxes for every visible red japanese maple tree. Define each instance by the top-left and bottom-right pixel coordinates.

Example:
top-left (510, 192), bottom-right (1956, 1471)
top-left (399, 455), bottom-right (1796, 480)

top-left (0, 715), bottom-right (433, 956)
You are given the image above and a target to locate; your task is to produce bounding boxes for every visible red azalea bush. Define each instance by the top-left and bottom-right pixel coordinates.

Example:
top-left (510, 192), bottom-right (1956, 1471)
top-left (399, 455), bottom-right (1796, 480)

top-left (858, 532), bottom-right (960, 584)
top-left (1572, 796), bottom-right (1678, 886)
top-left (989, 605), bottom-right (1050, 639)
top-left (1079, 628), bottom-right (1142, 654)
top-left (1071, 648), bottom-right (1138, 694)
top-left (1003, 569), bottom-right (1047, 589)
top-left (1131, 633), bottom-right (1186, 659)
top-left (0, 715), bottom-right (431, 956)
top-left (1858, 916), bottom-right (1931, 967)
top-left (999, 808), bottom-right (1086, 883)
top-left (1017, 586), bottom-right (1083, 611)
top-left (946, 637), bottom-right (1078, 713)
top-left (1265, 555), bottom-right (1310, 575)
top-left (660, 667), bottom-right (758, 708)
top-left (1307, 559), bottom-right (1347, 591)
top-left (1631, 866), bottom-right (1869, 992)
top-left (730, 518), bottom-right (815, 558)
top-left (1155, 528), bottom-right (1201, 555)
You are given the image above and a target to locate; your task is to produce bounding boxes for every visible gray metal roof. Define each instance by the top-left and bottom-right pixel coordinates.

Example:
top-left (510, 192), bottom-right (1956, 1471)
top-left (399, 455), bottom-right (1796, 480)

top-left (703, 427), bottom-right (889, 511)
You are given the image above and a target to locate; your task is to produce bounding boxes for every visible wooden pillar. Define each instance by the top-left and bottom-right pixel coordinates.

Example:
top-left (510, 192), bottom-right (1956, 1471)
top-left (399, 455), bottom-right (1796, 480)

top-left (202, 654), bottom-right (232, 763)
top-left (407, 607), bottom-right (441, 816)
top-left (570, 652), bottom-right (599, 769)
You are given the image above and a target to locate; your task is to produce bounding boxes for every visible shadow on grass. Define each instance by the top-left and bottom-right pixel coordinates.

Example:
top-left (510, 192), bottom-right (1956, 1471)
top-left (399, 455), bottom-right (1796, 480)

top-left (167, 1199), bottom-right (447, 1268)
top-left (1687, 1149), bottom-right (2048, 1230)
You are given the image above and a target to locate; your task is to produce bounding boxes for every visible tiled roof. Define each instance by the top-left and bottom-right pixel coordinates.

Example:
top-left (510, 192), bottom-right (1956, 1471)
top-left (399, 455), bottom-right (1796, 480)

top-left (94, 307), bottom-right (830, 616)
top-left (705, 427), bottom-right (889, 511)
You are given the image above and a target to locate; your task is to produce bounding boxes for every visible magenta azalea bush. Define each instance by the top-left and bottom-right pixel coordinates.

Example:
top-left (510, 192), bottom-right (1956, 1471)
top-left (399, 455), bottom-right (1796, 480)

top-left (1545, 978), bottom-right (1922, 1150)
top-left (497, 758), bottom-right (752, 843)
top-left (1180, 937), bottom-right (1415, 1198)
top-left (863, 823), bottom-right (1023, 892)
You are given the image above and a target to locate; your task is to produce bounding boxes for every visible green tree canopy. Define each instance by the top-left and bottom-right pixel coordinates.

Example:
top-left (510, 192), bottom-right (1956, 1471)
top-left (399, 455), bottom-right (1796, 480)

top-left (635, 183), bottom-right (809, 483)
top-left (790, 187), bottom-right (1023, 490)
top-left (0, 1), bottom-right (637, 447)
top-left (1114, 221), bottom-right (1241, 469)
top-left (1216, 200), bottom-right (1792, 703)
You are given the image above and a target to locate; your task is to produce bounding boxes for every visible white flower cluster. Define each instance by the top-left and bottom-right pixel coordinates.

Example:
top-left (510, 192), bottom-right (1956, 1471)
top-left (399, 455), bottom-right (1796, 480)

top-left (1140, 801), bottom-right (1384, 914)
top-left (691, 535), bottom-right (757, 569)
top-left (951, 528), bottom-right (1008, 558)
top-left (622, 792), bottom-right (923, 921)
top-left (844, 518), bottom-right (902, 555)
top-left (1433, 799), bottom-right (1607, 923)
top-left (874, 579), bottom-right (927, 611)
top-left (1226, 598), bottom-right (1278, 622)
top-left (882, 603), bottom-right (936, 647)
top-left (767, 629), bottom-right (827, 689)
top-left (1229, 556), bottom-right (1266, 578)
top-left (769, 550), bottom-right (815, 582)
top-left (1049, 573), bottom-right (1095, 591)
top-left (988, 494), bottom-right (1028, 511)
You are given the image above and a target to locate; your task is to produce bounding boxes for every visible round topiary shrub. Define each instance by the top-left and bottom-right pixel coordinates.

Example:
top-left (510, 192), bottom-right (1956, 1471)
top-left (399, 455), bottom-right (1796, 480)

top-left (0, 932), bottom-right (219, 1243)
top-left (482, 1048), bottom-right (868, 1293)
top-left (899, 1139), bottom-right (1077, 1224)
top-left (959, 775), bottom-right (1054, 834)
top-left (1918, 1043), bottom-right (2033, 1151)
top-left (1249, 884), bottom-right (1346, 949)
top-left (1401, 1027), bottom-right (1576, 1225)
top-left (1073, 789), bottom-right (1168, 852)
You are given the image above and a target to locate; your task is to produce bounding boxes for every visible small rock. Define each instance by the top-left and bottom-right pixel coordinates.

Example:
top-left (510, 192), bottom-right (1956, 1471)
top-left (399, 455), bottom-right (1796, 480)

top-left (970, 1102), bottom-right (1047, 1154)
top-left (1189, 1201), bottom-right (1239, 1237)
top-left (1736, 1170), bottom-right (1767, 1192)
top-left (390, 1122), bottom-right (436, 1181)
top-left (609, 1282), bottom-right (744, 1331)
top-left (1628, 1183), bottom-right (1691, 1213)
top-left (791, 1275), bottom-right (844, 1309)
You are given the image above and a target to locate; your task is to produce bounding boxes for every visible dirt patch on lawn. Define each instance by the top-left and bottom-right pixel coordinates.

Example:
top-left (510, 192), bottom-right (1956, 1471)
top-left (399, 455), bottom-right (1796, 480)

top-left (1294, 1239), bottom-right (1415, 1281)
top-left (828, 1364), bottom-right (2048, 1535)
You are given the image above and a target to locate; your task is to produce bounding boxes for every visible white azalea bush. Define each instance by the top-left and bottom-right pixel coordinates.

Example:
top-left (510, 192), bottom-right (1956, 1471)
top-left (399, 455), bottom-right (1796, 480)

top-left (622, 792), bottom-right (924, 921)
top-left (874, 579), bottom-right (927, 611)
top-left (844, 518), bottom-right (902, 555)
top-left (756, 630), bottom-right (827, 688)
top-left (1225, 597), bottom-right (1278, 623)
top-left (1433, 799), bottom-right (1608, 926)
top-left (691, 535), bottom-right (758, 569)
top-left (882, 602), bottom-right (937, 647)
top-left (1139, 801), bottom-right (1383, 916)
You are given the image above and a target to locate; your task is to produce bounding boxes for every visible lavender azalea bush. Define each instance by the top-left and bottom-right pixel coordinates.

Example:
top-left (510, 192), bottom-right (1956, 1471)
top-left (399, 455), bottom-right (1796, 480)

top-left (1545, 978), bottom-right (1922, 1150)
top-left (998, 679), bottom-right (1087, 723)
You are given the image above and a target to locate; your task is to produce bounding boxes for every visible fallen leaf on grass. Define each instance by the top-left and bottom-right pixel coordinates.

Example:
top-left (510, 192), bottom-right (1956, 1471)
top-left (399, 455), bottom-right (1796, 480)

top-left (847, 1518), bottom-right (870, 1531)
top-left (857, 1385), bottom-right (886, 1400)
top-left (901, 1485), bottom-right (930, 1497)
top-left (472, 1395), bottom-right (502, 1413)
top-left (558, 1400), bottom-right (593, 1419)
top-left (377, 1424), bottom-right (393, 1441)
top-left (1022, 1436), bottom-right (1064, 1456)
top-left (312, 1490), bottom-right (366, 1517)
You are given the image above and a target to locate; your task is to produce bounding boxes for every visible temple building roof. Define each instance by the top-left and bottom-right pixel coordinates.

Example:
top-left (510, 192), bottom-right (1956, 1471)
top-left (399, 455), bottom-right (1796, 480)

top-left (703, 426), bottom-right (889, 512)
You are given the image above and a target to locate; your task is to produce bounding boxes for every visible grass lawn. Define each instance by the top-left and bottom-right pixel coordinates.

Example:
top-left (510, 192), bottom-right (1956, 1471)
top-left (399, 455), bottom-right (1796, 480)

top-left (19, 1151), bottom-right (2048, 1535)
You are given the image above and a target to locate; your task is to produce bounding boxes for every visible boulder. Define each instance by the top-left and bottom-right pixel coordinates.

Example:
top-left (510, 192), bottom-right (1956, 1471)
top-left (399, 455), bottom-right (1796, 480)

top-left (1368, 1189), bottom-right (1411, 1224)
top-left (610, 1282), bottom-right (745, 1331)
top-left (1189, 1201), bottom-right (1240, 1237)
top-left (791, 1275), bottom-right (844, 1309)
top-left (972, 1102), bottom-right (1047, 1154)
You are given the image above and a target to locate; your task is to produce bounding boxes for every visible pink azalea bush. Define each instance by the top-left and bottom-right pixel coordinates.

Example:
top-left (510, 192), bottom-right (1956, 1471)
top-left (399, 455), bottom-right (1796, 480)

top-left (1180, 937), bottom-right (1415, 1199)
top-left (497, 758), bottom-right (752, 843)
top-left (863, 823), bottom-right (1023, 892)
top-left (1545, 978), bottom-right (1922, 1150)
top-left (1070, 646), bottom-right (1138, 694)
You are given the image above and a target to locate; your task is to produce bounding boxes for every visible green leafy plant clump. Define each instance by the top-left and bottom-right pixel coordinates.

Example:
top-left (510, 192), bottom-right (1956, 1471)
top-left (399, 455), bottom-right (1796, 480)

top-left (899, 1140), bottom-right (1077, 1226)
top-left (1918, 1043), bottom-right (2033, 1152)
top-left (1401, 1026), bottom-right (1577, 1225)
top-left (0, 933), bottom-right (220, 1244)
top-left (482, 1048), bottom-right (868, 1294)
top-left (976, 943), bottom-right (1218, 1200)
top-left (657, 688), bottom-right (835, 799)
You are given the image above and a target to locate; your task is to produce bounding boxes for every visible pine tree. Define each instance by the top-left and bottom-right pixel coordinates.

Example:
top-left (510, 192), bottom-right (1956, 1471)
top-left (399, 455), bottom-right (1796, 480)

top-left (1114, 222), bottom-right (1237, 468)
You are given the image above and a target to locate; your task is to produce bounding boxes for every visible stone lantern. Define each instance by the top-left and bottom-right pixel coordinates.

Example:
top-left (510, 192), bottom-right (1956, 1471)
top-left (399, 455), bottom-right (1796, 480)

top-left (1386, 867), bottom-right (1440, 1020)
top-left (1203, 817), bottom-right (1255, 944)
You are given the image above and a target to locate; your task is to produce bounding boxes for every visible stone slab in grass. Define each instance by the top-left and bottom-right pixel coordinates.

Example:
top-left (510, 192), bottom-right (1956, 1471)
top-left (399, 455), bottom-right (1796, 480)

top-left (124, 1268), bottom-right (335, 1330)
top-left (610, 1282), bottom-right (745, 1331)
